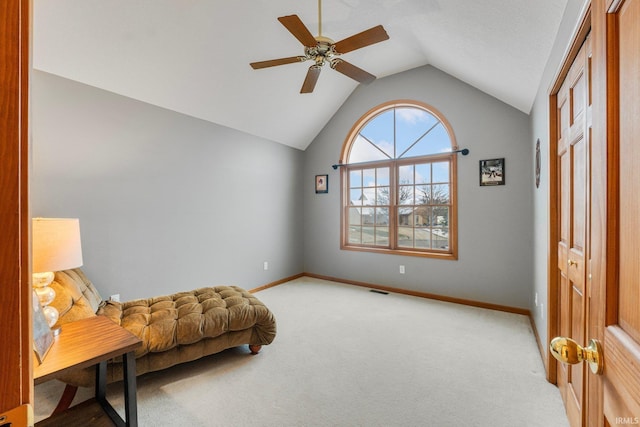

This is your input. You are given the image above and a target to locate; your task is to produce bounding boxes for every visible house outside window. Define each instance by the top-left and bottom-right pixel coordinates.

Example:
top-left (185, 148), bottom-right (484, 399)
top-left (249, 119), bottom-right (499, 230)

top-left (339, 100), bottom-right (458, 259)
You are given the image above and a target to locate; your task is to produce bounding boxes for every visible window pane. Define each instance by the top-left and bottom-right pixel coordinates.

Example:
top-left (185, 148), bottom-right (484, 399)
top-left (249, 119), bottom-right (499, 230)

top-left (399, 186), bottom-right (414, 205)
top-left (433, 207), bottom-right (449, 226)
top-left (349, 208), bottom-right (361, 226)
top-left (375, 208), bottom-right (389, 225)
top-left (362, 227), bottom-right (375, 244)
top-left (399, 164), bottom-right (414, 184)
top-left (376, 187), bottom-right (390, 205)
top-left (432, 184), bottom-right (450, 204)
top-left (362, 207), bottom-right (375, 225)
top-left (363, 169), bottom-right (376, 187)
top-left (415, 227), bottom-right (431, 248)
top-left (422, 123), bottom-right (452, 154)
top-left (396, 108), bottom-right (439, 158)
top-left (362, 188), bottom-right (376, 204)
top-left (398, 226), bottom-right (414, 247)
top-left (348, 226), bottom-right (361, 244)
top-left (432, 162), bottom-right (450, 183)
top-left (350, 170), bottom-right (362, 188)
top-left (416, 185), bottom-right (430, 205)
top-left (403, 123), bottom-right (452, 157)
top-left (415, 163), bottom-right (431, 184)
top-left (375, 227), bottom-right (389, 245)
top-left (359, 110), bottom-right (394, 159)
top-left (376, 167), bottom-right (389, 186)
top-left (350, 189), bottom-right (363, 205)
top-left (398, 207), bottom-right (410, 225)
top-left (432, 227), bottom-right (449, 250)
top-left (414, 207), bottom-right (430, 224)
top-left (349, 135), bottom-right (389, 163)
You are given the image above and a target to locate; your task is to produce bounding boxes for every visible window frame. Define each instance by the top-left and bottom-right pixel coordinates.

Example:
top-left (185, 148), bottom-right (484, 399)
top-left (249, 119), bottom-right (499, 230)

top-left (339, 100), bottom-right (458, 260)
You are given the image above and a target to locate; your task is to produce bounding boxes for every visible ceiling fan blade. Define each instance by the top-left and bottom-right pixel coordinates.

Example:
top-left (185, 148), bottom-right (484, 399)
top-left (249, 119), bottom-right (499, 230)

top-left (250, 56), bottom-right (306, 69)
top-left (278, 15), bottom-right (318, 47)
top-left (301, 65), bottom-right (322, 93)
top-left (331, 59), bottom-right (376, 84)
top-left (333, 25), bottom-right (389, 54)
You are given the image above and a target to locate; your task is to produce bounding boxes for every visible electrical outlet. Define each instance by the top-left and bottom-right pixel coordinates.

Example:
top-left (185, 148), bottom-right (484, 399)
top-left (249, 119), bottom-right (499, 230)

top-left (263, 261), bottom-right (269, 271)
top-left (110, 294), bottom-right (120, 302)
top-left (399, 265), bottom-right (405, 274)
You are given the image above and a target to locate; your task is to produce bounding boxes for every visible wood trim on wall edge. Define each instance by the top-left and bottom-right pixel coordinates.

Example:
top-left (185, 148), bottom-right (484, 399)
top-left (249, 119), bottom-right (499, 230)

top-left (302, 272), bottom-right (530, 316)
top-left (253, 272), bottom-right (532, 316)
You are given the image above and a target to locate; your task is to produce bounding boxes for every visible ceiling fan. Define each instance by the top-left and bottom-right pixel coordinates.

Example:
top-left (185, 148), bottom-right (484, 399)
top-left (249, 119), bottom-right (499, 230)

top-left (250, 0), bottom-right (389, 94)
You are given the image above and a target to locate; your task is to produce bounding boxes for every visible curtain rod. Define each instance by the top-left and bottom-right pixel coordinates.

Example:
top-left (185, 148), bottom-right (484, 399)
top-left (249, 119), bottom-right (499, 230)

top-left (331, 148), bottom-right (470, 169)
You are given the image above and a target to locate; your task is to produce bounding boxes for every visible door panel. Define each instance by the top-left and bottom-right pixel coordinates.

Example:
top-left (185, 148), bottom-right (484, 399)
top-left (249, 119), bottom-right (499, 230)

top-left (604, 0), bottom-right (640, 421)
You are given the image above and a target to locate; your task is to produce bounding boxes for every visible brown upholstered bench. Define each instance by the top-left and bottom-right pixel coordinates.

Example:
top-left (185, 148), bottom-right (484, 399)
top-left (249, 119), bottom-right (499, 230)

top-left (45, 269), bottom-right (277, 413)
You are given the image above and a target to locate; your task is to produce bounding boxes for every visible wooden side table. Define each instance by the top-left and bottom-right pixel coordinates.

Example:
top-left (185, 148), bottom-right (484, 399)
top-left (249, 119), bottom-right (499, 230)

top-left (34, 316), bottom-right (142, 427)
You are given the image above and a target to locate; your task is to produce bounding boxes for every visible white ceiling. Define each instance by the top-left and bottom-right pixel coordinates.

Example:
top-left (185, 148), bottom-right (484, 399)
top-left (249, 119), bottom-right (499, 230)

top-left (33, 0), bottom-right (568, 150)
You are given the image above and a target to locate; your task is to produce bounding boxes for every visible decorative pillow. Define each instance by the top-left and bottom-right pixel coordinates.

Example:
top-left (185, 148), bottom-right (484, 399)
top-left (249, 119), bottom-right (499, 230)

top-left (50, 269), bottom-right (103, 326)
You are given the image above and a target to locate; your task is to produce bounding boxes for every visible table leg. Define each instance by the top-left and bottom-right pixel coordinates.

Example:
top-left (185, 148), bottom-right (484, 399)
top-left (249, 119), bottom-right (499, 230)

top-left (96, 360), bottom-right (107, 401)
top-left (94, 356), bottom-right (138, 427)
top-left (123, 351), bottom-right (138, 427)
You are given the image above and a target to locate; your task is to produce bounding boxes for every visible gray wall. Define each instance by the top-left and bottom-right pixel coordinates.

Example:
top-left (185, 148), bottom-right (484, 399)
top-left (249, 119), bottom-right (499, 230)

top-left (31, 71), bottom-right (304, 300)
top-left (303, 65), bottom-right (533, 309)
top-left (530, 0), bottom-right (590, 352)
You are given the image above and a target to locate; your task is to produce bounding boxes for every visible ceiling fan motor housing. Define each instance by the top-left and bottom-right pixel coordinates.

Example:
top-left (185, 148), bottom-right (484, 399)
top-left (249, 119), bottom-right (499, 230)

top-left (305, 37), bottom-right (336, 66)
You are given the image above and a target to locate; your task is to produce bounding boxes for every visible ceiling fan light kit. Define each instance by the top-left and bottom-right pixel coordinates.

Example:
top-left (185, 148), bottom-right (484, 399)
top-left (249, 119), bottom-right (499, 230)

top-left (250, 1), bottom-right (389, 94)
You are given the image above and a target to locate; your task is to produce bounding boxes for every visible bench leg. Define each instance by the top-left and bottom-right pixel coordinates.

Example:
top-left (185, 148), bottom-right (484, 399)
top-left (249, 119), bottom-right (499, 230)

top-left (249, 345), bottom-right (262, 354)
top-left (52, 384), bottom-right (78, 415)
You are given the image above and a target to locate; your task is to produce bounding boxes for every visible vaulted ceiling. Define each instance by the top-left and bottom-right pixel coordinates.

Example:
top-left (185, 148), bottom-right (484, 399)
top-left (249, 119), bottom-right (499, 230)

top-left (33, 0), bottom-right (568, 150)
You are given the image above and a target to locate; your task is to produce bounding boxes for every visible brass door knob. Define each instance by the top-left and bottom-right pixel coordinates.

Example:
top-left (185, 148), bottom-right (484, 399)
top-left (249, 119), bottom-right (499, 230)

top-left (549, 337), bottom-right (603, 375)
top-left (568, 259), bottom-right (578, 266)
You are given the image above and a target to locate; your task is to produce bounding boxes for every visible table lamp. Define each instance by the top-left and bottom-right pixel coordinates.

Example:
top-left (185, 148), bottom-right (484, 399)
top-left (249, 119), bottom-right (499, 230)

top-left (32, 218), bottom-right (83, 328)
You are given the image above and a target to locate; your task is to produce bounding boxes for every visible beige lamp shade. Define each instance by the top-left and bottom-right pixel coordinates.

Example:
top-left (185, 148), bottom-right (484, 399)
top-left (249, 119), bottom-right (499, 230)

top-left (32, 218), bottom-right (83, 273)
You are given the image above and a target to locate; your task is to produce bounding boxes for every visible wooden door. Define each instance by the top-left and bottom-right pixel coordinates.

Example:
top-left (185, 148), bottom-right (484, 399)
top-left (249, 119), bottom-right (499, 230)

top-left (556, 36), bottom-right (592, 427)
top-left (0, 0), bottom-right (32, 420)
top-left (551, 1), bottom-right (640, 425)
top-left (602, 0), bottom-right (640, 422)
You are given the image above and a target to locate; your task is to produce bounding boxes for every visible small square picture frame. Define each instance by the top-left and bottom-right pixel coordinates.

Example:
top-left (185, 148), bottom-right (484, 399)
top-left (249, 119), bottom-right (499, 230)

top-left (315, 174), bottom-right (328, 194)
top-left (32, 290), bottom-right (54, 364)
top-left (479, 158), bottom-right (505, 186)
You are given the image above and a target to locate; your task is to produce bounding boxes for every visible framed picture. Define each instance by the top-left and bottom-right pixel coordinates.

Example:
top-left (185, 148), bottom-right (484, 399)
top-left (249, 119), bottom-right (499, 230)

top-left (479, 158), bottom-right (505, 186)
top-left (315, 174), bottom-right (328, 193)
top-left (33, 291), bottom-right (54, 363)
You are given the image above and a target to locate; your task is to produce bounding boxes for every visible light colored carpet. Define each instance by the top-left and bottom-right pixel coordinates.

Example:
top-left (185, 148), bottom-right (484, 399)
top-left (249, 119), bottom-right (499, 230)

top-left (35, 277), bottom-right (569, 426)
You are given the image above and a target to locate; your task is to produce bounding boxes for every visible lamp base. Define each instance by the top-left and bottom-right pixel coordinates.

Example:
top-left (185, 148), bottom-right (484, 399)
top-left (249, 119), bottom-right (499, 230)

top-left (32, 271), bottom-right (55, 288)
top-left (33, 271), bottom-right (59, 328)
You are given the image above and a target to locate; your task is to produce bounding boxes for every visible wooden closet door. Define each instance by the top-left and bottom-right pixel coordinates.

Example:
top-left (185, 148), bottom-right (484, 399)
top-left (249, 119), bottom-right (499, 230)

top-left (602, 0), bottom-right (640, 422)
top-left (556, 36), bottom-right (591, 427)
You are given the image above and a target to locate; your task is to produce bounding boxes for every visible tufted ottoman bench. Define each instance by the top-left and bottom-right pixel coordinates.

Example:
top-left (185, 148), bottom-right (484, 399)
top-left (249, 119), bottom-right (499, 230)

top-left (46, 269), bottom-right (277, 413)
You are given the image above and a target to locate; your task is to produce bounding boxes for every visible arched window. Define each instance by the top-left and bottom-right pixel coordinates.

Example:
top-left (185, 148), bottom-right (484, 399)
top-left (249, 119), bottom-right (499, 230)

top-left (340, 100), bottom-right (458, 259)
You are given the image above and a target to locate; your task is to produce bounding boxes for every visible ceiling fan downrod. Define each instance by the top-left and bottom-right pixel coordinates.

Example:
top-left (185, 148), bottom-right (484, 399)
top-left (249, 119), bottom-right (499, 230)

top-left (318, 0), bottom-right (323, 37)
